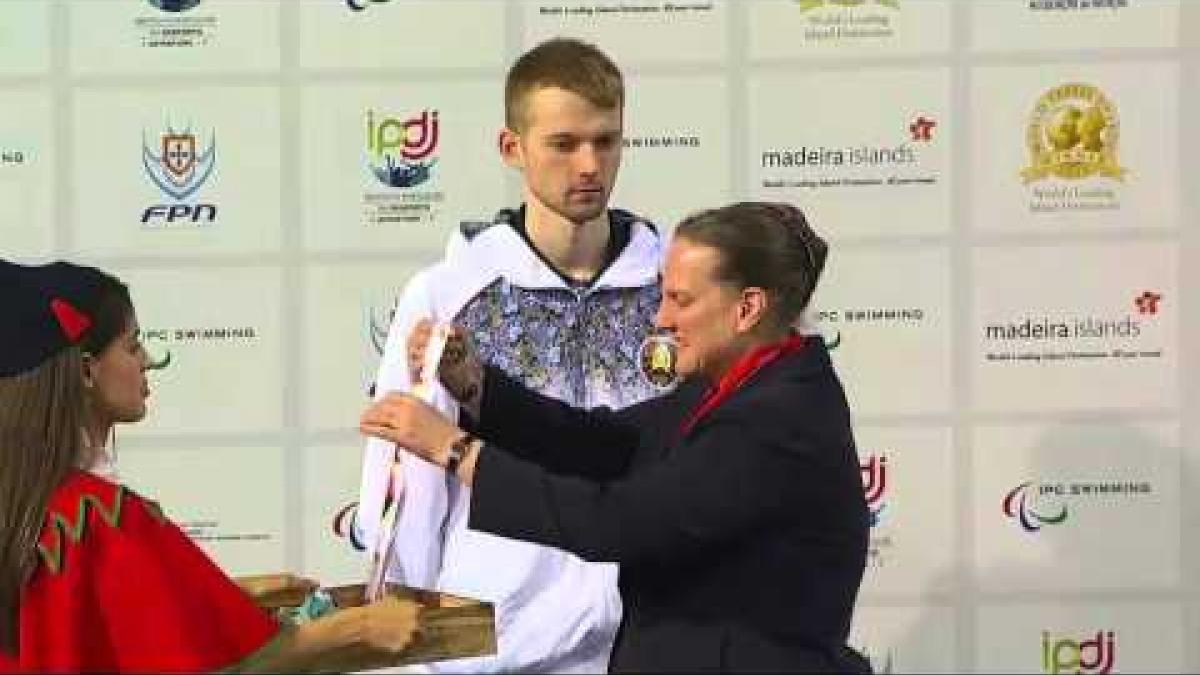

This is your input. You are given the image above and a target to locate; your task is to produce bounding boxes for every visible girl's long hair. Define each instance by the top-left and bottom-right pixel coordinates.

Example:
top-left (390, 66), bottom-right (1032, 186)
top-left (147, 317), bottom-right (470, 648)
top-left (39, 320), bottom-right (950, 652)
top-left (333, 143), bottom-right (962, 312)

top-left (0, 348), bottom-right (87, 656)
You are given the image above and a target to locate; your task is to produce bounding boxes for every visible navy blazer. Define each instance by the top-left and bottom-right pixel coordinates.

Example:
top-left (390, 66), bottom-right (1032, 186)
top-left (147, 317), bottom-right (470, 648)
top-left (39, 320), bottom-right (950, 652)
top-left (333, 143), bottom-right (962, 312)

top-left (468, 339), bottom-right (870, 673)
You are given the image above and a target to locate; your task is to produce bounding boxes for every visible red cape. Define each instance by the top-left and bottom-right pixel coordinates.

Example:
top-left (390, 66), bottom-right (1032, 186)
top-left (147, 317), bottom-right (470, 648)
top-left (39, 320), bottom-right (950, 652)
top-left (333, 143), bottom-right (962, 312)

top-left (2, 470), bottom-right (280, 673)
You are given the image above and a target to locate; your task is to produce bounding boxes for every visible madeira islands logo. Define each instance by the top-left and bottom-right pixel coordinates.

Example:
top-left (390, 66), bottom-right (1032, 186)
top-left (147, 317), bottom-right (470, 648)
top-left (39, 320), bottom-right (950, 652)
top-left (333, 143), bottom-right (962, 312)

top-left (1021, 83), bottom-right (1125, 184)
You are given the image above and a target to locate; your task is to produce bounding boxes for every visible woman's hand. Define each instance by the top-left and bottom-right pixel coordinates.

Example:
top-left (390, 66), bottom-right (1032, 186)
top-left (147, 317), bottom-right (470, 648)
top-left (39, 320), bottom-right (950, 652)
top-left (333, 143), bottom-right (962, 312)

top-left (360, 392), bottom-right (462, 468)
top-left (408, 319), bottom-right (484, 418)
top-left (358, 596), bottom-right (422, 656)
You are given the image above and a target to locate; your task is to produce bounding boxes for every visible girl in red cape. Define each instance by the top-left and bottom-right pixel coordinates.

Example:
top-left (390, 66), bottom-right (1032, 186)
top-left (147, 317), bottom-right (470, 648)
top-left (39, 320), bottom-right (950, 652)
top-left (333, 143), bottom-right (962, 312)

top-left (0, 260), bottom-right (421, 673)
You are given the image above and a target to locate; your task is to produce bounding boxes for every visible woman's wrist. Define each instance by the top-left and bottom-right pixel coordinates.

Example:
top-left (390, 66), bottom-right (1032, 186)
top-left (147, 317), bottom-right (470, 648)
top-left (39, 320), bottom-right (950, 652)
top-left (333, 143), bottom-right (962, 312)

top-left (443, 433), bottom-right (473, 474)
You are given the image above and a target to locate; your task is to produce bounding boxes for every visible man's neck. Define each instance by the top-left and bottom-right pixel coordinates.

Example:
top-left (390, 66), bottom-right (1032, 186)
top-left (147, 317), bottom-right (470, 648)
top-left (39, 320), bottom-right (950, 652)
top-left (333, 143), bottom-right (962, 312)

top-left (523, 198), bottom-right (610, 284)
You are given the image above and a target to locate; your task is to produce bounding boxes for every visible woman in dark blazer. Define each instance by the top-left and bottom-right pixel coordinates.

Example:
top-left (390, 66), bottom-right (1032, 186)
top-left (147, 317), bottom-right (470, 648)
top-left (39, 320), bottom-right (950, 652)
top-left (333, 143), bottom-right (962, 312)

top-left (361, 202), bottom-right (872, 673)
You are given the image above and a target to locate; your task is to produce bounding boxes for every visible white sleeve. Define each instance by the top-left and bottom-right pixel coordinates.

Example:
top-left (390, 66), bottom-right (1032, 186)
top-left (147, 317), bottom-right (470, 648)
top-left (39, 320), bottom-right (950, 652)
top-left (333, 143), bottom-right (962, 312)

top-left (354, 265), bottom-right (460, 589)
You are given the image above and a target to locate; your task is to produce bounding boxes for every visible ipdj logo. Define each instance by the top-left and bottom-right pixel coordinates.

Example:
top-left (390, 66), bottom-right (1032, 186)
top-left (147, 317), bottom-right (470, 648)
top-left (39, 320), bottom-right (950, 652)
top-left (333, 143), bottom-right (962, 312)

top-left (860, 454), bottom-right (888, 526)
top-left (347, 0), bottom-right (392, 10)
top-left (1003, 481), bottom-right (1068, 533)
top-left (141, 124), bottom-right (218, 226)
top-left (366, 109), bottom-right (439, 188)
top-left (1043, 630), bottom-right (1115, 675)
top-left (147, 0), bottom-right (202, 12)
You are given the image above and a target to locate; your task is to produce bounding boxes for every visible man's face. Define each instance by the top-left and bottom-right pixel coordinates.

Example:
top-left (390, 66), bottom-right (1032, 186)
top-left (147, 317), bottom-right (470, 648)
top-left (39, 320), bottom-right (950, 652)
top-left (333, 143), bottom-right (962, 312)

top-left (502, 86), bottom-right (622, 225)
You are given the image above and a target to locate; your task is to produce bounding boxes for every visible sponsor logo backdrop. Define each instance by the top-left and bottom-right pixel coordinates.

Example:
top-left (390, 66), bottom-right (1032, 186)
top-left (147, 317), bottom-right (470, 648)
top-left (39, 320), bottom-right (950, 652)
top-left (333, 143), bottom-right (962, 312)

top-left (3, 1), bottom-right (1195, 671)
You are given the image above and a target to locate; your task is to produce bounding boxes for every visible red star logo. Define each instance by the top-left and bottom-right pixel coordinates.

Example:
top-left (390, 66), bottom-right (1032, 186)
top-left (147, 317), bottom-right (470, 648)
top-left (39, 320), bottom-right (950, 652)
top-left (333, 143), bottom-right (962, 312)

top-left (1134, 291), bottom-right (1162, 315)
top-left (909, 116), bottom-right (936, 142)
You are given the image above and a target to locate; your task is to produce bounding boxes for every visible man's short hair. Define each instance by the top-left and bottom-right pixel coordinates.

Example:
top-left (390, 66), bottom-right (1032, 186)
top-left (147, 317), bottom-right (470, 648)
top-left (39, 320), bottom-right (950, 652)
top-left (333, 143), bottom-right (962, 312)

top-left (505, 38), bottom-right (624, 132)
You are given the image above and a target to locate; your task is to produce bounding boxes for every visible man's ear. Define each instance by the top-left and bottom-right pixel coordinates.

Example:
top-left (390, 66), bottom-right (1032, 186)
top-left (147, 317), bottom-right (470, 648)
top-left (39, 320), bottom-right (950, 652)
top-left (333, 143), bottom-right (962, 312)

top-left (735, 287), bottom-right (769, 334)
top-left (498, 128), bottom-right (524, 169)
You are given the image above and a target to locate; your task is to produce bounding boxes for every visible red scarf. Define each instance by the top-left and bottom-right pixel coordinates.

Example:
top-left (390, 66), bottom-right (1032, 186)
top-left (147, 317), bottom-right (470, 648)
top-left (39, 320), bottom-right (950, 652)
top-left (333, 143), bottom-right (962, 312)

top-left (680, 333), bottom-right (808, 436)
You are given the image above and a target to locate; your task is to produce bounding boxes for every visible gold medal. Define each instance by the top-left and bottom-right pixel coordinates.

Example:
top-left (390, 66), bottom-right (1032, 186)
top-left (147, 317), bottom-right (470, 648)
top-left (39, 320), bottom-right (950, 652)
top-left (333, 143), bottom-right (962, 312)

top-left (639, 330), bottom-right (679, 391)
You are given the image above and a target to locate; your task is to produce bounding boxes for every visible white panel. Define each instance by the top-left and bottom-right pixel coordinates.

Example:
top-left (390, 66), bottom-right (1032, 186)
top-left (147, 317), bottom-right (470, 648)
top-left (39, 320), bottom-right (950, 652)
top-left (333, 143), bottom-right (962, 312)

top-left (525, 0), bottom-right (728, 65)
top-left (851, 605), bottom-right (958, 673)
top-left (298, 0), bottom-right (505, 70)
top-left (299, 81), bottom-right (505, 255)
top-left (72, 86), bottom-right (282, 255)
top-left (856, 427), bottom-right (956, 596)
top-left (612, 75), bottom-right (732, 231)
top-left (973, 422), bottom-right (1180, 591)
top-left (0, 89), bottom-right (53, 258)
top-left (302, 262), bottom-right (423, 432)
top-left (302, 444), bottom-right (370, 587)
top-left (0, 1), bottom-right (51, 75)
top-left (971, 0), bottom-right (1179, 53)
top-left (69, 0), bottom-right (281, 75)
top-left (970, 62), bottom-right (1180, 232)
top-left (120, 445), bottom-right (287, 577)
top-left (748, 0), bottom-right (952, 59)
top-left (102, 265), bottom-right (285, 435)
top-left (976, 602), bottom-right (1184, 673)
top-left (972, 242), bottom-right (1178, 413)
top-left (749, 67), bottom-right (953, 238)
top-left (810, 247), bottom-right (952, 416)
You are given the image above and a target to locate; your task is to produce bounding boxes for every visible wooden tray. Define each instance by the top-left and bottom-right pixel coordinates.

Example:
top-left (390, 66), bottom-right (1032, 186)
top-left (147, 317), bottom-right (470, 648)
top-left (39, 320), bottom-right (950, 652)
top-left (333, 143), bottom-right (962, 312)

top-left (334, 583), bottom-right (495, 667)
top-left (259, 581), bottom-right (496, 667)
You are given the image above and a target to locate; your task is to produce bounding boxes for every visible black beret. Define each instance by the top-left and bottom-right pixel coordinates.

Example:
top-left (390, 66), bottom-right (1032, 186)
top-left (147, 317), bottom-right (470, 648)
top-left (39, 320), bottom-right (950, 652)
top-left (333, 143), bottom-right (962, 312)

top-left (0, 259), bottom-right (105, 377)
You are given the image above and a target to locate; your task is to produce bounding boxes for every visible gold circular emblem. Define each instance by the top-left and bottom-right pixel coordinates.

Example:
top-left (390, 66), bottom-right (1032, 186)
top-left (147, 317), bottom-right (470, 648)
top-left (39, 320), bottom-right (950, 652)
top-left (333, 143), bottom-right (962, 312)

top-left (639, 332), bottom-right (679, 391)
top-left (1021, 83), bottom-right (1125, 184)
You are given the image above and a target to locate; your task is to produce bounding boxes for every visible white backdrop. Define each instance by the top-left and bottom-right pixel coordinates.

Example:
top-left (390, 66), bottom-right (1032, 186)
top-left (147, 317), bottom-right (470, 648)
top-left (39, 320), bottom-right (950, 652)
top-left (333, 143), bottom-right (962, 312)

top-left (2, 1), bottom-right (1196, 672)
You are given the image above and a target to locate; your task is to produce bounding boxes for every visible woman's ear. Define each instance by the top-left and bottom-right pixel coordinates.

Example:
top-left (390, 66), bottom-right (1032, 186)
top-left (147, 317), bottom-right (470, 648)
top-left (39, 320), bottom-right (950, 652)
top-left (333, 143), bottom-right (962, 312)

top-left (736, 288), bottom-right (769, 333)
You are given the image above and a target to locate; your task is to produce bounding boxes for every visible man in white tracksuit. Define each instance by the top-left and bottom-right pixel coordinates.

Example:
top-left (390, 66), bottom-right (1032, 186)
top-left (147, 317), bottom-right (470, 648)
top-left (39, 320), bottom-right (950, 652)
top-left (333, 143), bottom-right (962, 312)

top-left (354, 38), bottom-right (663, 672)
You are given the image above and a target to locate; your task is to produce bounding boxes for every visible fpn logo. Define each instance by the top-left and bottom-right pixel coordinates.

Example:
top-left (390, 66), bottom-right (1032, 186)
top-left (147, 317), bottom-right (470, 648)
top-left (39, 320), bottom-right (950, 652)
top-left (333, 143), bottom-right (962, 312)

top-left (147, 0), bottom-right (202, 13)
top-left (366, 109), bottom-right (439, 189)
top-left (1043, 630), bottom-right (1115, 675)
top-left (141, 123), bottom-right (217, 227)
top-left (860, 454), bottom-right (888, 526)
